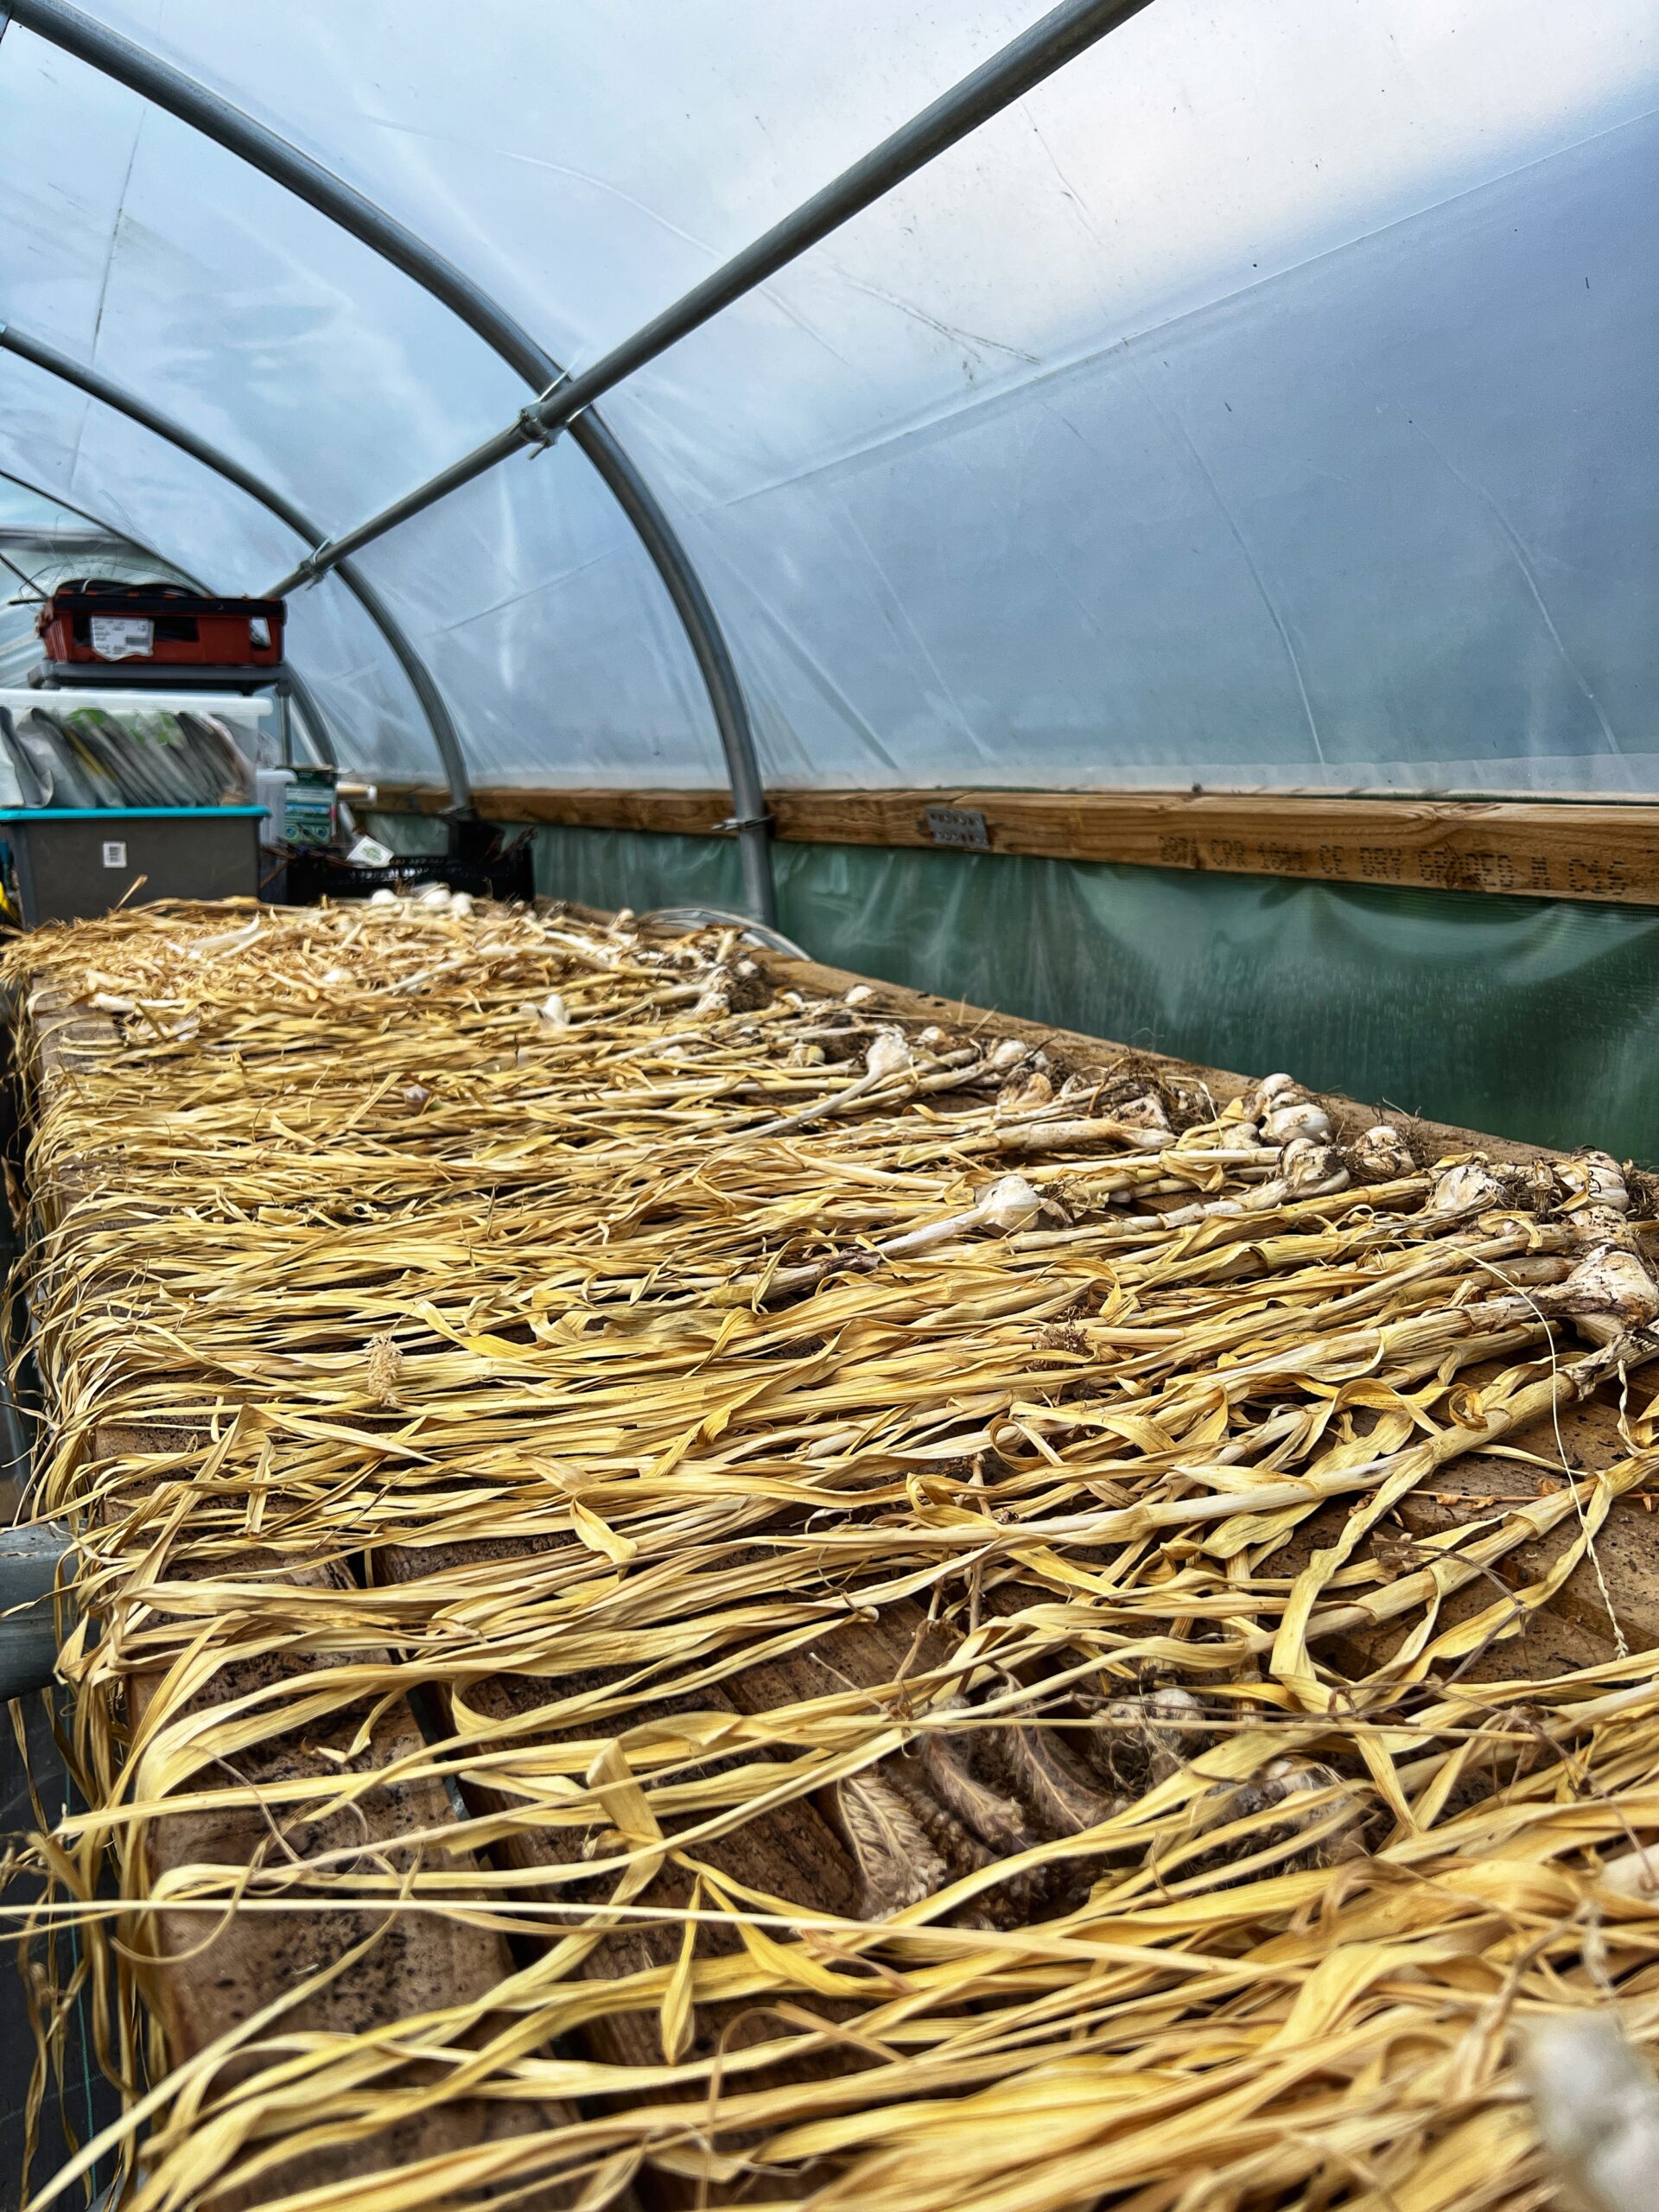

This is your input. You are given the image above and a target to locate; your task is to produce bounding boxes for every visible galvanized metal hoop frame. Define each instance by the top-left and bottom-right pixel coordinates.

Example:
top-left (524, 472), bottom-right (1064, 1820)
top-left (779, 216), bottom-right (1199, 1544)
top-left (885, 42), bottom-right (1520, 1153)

top-left (3, 0), bottom-right (779, 918)
top-left (257, 0), bottom-right (1158, 593)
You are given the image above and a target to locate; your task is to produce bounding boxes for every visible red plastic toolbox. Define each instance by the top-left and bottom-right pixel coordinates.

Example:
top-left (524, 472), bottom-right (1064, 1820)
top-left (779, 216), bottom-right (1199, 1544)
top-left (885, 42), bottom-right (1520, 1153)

top-left (37, 579), bottom-right (285, 668)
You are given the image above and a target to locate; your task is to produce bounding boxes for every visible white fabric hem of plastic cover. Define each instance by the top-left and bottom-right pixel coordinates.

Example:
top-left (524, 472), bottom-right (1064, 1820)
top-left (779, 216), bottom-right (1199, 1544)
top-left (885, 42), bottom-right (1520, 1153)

top-left (468, 766), bottom-right (1659, 800)
top-left (3, 1), bottom-right (1656, 796)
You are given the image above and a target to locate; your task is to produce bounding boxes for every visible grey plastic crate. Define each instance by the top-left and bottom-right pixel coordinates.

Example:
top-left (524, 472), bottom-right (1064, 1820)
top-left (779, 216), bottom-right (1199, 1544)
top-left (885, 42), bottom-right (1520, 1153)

top-left (0, 807), bottom-right (264, 925)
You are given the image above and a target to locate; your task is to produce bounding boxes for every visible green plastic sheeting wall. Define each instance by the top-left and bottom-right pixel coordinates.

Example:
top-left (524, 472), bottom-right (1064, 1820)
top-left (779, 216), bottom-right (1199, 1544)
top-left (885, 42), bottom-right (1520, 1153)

top-left (365, 814), bottom-right (1657, 1161)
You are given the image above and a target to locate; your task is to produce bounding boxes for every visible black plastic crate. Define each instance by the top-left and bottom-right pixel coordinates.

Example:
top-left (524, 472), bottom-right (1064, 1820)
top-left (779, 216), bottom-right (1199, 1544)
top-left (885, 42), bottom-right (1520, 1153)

top-left (283, 836), bottom-right (534, 907)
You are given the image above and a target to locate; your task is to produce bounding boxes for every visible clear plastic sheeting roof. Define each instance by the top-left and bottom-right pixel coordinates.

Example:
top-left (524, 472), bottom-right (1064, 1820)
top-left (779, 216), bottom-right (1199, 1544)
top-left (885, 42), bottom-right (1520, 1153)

top-left (2, 1), bottom-right (1654, 794)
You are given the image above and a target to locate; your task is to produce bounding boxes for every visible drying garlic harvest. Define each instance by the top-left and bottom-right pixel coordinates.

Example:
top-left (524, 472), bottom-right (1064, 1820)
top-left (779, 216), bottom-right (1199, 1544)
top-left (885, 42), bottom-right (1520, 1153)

top-left (6, 893), bottom-right (1656, 2212)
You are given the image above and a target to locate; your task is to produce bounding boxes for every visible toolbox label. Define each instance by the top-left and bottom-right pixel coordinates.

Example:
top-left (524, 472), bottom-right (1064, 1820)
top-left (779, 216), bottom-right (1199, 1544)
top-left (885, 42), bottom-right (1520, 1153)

top-left (100, 841), bottom-right (128, 869)
top-left (88, 616), bottom-right (154, 661)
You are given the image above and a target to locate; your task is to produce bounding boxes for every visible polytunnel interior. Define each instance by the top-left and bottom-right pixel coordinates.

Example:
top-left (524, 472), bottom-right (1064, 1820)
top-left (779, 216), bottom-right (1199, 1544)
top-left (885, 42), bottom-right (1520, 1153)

top-left (4, 10), bottom-right (1659, 2212)
top-left (0, 0), bottom-right (1654, 1145)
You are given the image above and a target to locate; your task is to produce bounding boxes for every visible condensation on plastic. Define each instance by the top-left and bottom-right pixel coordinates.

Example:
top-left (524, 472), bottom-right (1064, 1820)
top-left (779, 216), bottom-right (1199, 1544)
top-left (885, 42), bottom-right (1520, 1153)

top-left (2, 29), bottom-right (521, 528)
top-left (352, 454), bottom-right (724, 789)
top-left (362, 813), bottom-right (1659, 1163)
top-left (0, 3), bottom-right (1654, 794)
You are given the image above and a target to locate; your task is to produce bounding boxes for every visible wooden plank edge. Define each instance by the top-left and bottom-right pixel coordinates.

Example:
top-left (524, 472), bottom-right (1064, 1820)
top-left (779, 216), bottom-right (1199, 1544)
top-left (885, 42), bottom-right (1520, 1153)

top-left (351, 783), bottom-right (1659, 907)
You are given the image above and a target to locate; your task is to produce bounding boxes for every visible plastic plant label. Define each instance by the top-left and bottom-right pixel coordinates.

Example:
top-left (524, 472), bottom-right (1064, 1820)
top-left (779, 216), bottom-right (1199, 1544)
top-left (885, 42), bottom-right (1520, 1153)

top-left (100, 841), bottom-right (128, 868)
top-left (347, 835), bottom-right (395, 868)
top-left (88, 617), bottom-right (154, 661)
top-left (283, 766), bottom-right (338, 849)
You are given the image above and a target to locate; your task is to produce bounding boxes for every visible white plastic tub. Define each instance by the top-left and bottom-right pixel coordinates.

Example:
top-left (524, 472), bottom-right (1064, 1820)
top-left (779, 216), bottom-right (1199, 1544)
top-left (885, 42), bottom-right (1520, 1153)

top-left (0, 689), bottom-right (270, 810)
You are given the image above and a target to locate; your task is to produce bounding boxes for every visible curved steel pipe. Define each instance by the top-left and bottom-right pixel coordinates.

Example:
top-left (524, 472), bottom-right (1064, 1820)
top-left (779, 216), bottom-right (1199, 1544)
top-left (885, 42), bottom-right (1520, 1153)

top-left (0, 1522), bottom-right (67, 1699)
top-left (0, 461), bottom-right (336, 762)
top-left (3, 0), bottom-right (776, 917)
top-left (0, 321), bottom-right (479, 792)
top-left (259, 0), bottom-right (1154, 598)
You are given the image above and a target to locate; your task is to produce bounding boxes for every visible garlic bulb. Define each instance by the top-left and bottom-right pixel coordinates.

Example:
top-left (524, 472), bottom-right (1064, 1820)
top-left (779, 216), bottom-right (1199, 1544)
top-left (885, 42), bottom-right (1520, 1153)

top-left (762, 1171), bottom-right (1046, 1301)
top-left (1167, 1138), bottom-right (1346, 1223)
top-left (1352, 1122), bottom-right (1414, 1180)
top-left (999, 1069), bottom-right (1053, 1112)
top-left (1522, 2013), bottom-right (1659, 2212)
top-left (693, 967), bottom-right (734, 1017)
top-left (864, 1031), bottom-right (913, 1084)
top-left (753, 1027), bottom-right (913, 1138)
top-left (1431, 1161), bottom-right (1508, 1217)
top-left (1143, 1684), bottom-right (1204, 1738)
top-left (1262, 1099), bottom-right (1332, 1144)
top-left (975, 1174), bottom-right (1044, 1233)
top-left (1558, 1151), bottom-right (1632, 1215)
top-left (1241, 1071), bottom-right (1303, 1120)
top-left (1551, 1244), bottom-right (1659, 1346)
top-left (1280, 1139), bottom-right (1347, 1195)
top-left (874, 1171), bottom-right (1043, 1256)
top-left (1594, 1847), bottom-right (1659, 1902)
top-left (449, 891), bottom-right (474, 919)
top-left (844, 984), bottom-right (875, 1007)
top-left (1102, 1684), bottom-right (1205, 1780)
top-left (1265, 1760), bottom-right (1353, 1831)
top-left (1254, 1756), bottom-right (1357, 1834)
top-left (986, 1038), bottom-right (1030, 1072)
top-left (1509, 1160), bottom-right (1558, 1211)
top-left (1110, 1087), bottom-right (1173, 1134)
